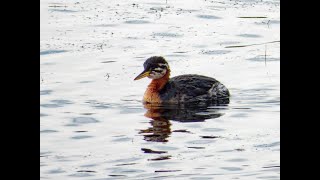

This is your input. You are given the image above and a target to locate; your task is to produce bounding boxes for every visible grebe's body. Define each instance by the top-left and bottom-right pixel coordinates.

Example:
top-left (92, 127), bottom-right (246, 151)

top-left (134, 56), bottom-right (230, 105)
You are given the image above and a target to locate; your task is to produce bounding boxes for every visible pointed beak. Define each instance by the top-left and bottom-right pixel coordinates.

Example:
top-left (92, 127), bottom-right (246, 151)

top-left (134, 69), bottom-right (150, 80)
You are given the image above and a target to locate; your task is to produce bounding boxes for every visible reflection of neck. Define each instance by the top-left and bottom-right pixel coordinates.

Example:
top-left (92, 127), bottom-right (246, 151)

top-left (143, 115), bottom-right (171, 142)
top-left (143, 70), bottom-right (170, 103)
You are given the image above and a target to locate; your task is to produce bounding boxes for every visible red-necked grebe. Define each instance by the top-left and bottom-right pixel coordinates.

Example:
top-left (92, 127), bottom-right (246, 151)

top-left (134, 56), bottom-right (230, 105)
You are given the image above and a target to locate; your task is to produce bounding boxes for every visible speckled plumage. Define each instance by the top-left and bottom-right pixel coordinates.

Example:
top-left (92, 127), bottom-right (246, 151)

top-left (159, 74), bottom-right (230, 105)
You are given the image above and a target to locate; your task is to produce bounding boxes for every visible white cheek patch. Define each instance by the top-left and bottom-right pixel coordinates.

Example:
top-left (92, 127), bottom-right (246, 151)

top-left (148, 69), bottom-right (167, 79)
top-left (154, 67), bottom-right (163, 71)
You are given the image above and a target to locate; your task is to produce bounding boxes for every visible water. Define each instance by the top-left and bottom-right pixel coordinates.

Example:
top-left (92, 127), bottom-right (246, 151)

top-left (40, 0), bottom-right (280, 179)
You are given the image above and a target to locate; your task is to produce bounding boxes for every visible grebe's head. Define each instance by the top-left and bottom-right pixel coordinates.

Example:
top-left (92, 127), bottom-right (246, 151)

top-left (134, 56), bottom-right (170, 80)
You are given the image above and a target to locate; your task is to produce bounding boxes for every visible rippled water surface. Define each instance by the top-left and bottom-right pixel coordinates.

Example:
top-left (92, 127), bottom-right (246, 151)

top-left (40, 0), bottom-right (280, 179)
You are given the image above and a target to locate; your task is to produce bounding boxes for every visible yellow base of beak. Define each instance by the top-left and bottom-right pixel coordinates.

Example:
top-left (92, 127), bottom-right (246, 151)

top-left (134, 70), bottom-right (150, 80)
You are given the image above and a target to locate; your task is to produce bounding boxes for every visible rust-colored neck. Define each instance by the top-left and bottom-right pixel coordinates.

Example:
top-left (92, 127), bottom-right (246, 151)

top-left (148, 70), bottom-right (170, 91)
top-left (143, 70), bottom-right (170, 103)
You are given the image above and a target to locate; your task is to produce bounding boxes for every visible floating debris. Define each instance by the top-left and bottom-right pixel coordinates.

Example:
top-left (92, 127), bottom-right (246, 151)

top-left (104, 73), bottom-right (110, 80)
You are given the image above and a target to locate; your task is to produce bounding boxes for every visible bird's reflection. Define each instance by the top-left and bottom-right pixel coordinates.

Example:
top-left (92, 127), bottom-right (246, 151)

top-left (139, 103), bottom-right (226, 142)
